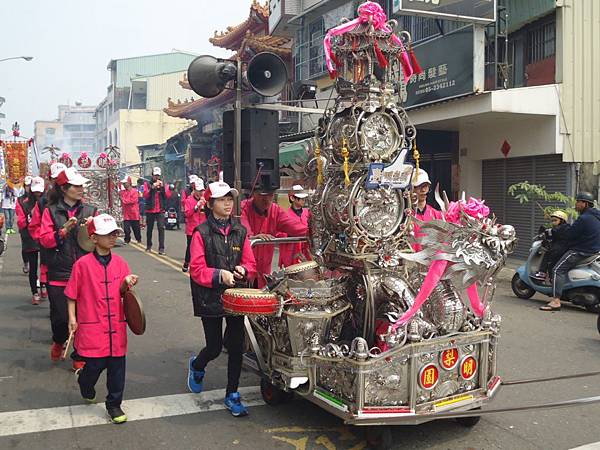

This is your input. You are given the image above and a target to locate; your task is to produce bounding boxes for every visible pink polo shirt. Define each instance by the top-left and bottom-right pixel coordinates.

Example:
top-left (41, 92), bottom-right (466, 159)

top-left (183, 194), bottom-right (207, 236)
top-left (119, 188), bottom-right (140, 221)
top-left (413, 204), bottom-right (444, 252)
top-left (278, 207), bottom-right (312, 268)
top-left (65, 252), bottom-right (131, 358)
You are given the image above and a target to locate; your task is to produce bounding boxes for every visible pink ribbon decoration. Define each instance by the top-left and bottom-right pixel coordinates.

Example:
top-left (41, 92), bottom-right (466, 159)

top-left (80, 152), bottom-right (88, 159)
top-left (466, 284), bottom-right (485, 317)
top-left (323, 1), bottom-right (414, 82)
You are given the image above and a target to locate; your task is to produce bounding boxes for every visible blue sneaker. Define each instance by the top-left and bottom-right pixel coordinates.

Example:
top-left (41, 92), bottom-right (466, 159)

top-left (187, 357), bottom-right (204, 393)
top-left (224, 392), bottom-right (248, 417)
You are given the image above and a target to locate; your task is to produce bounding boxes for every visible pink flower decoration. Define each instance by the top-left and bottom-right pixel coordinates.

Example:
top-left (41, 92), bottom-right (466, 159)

top-left (80, 152), bottom-right (88, 159)
top-left (99, 152), bottom-right (108, 159)
top-left (444, 198), bottom-right (490, 224)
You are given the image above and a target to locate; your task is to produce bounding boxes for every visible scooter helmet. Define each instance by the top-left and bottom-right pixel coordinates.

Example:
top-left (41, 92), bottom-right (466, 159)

top-left (550, 210), bottom-right (568, 222)
top-left (576, 191), bottom-right (595, 204)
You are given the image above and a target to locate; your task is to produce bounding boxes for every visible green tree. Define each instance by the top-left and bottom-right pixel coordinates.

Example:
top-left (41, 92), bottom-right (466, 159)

top-left (507, 181), bottom-right (578, 221)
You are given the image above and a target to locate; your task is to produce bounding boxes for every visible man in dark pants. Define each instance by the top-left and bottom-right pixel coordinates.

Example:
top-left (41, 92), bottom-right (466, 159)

top-left (541, 192), bottom-right (600, 311)
top-left (143, 167), bottom-right (171, 255)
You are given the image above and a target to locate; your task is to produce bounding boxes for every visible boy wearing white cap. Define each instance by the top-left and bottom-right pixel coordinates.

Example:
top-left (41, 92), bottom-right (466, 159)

top-left (187, 181), bottom-right (256, 417)
top-left (119, 176), bottom-right (141, 244)
top-left (412, 169), bottom-right (443, 252)
top-left (66, 214), bottom-right (138, 424)
top-left (278, 185), bottom-right (312, 268)
top-left (142, 167), bottom-right (171, 254)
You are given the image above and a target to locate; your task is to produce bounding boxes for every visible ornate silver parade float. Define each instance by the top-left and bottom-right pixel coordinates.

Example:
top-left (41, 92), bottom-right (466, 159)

top-left (230, 1), bottom-right (517, 433)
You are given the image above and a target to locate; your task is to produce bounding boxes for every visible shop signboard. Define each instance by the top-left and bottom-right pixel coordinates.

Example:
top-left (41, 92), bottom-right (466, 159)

top-left (404, 25), bottom-right (474, 109)
top-left (393, 0), bottom-right (496, 24)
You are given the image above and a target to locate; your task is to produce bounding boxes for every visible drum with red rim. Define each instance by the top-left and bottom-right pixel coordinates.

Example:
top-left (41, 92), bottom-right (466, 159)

top-left (222, 288), bottom-right (280, 316)
top-left (284, 260), bottom-right (321, 282)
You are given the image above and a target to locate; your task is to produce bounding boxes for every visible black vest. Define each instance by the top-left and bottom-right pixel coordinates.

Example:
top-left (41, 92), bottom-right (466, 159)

top-left (18, 196), bottom-right (39, 252)
top-left (46, 200), bottom-right (97, 281)
top-left (190, 216), bottom-right (247, 317)
top-left (145, 182), bottom-right (167, 212)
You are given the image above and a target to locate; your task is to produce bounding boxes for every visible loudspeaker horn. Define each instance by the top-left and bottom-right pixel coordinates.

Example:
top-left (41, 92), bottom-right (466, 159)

top-left (187, 55), bottom-right (237, 98)
top-left (246, 52), bottom-right (288, 97)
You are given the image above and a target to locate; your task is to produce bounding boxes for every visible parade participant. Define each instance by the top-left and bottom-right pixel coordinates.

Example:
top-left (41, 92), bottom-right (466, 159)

top-left (16, 176), bottom-right (44, 304)
top-left (411, 169), bottom-right (443, 252)
top-left (143, 167), bottom-right (171, 254)
top-left (187, 180), bottom-right (256, 417)
top-left (240, 184), bottom-right (309, 287)
top-left (119, 176), bottom-right (141, 244)
top-left (40, 167), bottom-right (97, 368)
top-left (166, 183), bottom-right (181, 230)
top-left (533, 210), bottom-right (570, 280)
top-left (1, 183), bottom-right (18, 234)
top-left (136, 178), bottom-right (146, 228)
top-left (278, 185), bottom-right (312, 268)
top-left (66, 213), bottom-right (138, 424)
top-left (19, 176), bottom-right (33, 273)
top-left (541, 192), bottom-right (600, 311)
top-left (181, 174), bottom-right (198, 216)
top-left (182, 178), bottom-right (206, 272)
top-left (28, 162), bottom-right (67, 301)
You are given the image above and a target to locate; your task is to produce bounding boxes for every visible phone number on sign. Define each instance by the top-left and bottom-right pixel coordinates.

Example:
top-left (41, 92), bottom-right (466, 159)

top-left (415, 80), bottom-right (456, 95)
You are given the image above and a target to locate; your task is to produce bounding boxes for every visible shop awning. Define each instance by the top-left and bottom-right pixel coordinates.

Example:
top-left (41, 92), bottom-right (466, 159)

top-left (279, 141), bottom-right (309, 167)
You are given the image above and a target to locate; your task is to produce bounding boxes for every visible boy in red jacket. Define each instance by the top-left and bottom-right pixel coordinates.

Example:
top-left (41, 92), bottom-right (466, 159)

top-left (119, 176), bottom-right (141, 244)
top-left (182, 178), bottom-right (206, 272)
top-left (66, 214), bottom-right (138, 424)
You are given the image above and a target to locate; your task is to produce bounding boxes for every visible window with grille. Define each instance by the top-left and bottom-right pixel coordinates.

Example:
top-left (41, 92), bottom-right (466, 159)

top-left (294, 17), bottom-right (326, 80)
top-left (526, 20), bottom-right (555, 64)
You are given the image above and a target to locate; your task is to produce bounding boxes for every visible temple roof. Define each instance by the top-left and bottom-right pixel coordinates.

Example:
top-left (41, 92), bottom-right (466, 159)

top-left (164, 91), bottom-right (235, 120)
top-left (209, 1), bottom-right (269, 50)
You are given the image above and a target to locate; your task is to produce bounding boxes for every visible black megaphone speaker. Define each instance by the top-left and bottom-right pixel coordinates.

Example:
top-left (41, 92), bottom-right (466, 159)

top-left (187, 55), bottom-right (237, 98)
top-left (246, 52), bottom-right (288, 97)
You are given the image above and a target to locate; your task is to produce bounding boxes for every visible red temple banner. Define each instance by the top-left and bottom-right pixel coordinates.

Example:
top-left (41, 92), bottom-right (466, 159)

top-left (2, 141), bottom-right (29, 187)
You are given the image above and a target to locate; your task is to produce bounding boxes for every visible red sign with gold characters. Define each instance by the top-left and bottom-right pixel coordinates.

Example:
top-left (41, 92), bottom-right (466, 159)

top-left (419, 363), bottom-right (439, 390)
top-left (460, 355), bottom-right (478, 380)
top-left (2, 141), bottom-right (29, 187)
top-left (440, 348), bottom-right (459, 370)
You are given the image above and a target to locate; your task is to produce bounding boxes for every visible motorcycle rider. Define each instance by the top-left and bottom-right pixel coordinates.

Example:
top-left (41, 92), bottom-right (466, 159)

top-left (541, 192), bottom-right (600, 311)
top-left (533, 210), bottom-right (570, 280)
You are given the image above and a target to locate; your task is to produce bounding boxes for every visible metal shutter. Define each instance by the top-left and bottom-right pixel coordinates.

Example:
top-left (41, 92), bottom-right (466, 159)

top-left (482, 155), bottom-right (568, 259)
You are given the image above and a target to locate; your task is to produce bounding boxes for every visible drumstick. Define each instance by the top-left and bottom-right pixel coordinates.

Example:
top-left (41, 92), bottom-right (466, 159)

top-left (61, 331), bottom-right (74, 361)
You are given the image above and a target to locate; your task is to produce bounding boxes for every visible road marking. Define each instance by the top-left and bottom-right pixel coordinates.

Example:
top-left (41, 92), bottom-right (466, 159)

top-left (0, 386), bottom-right (263, 437)
top-left (571, 444), bottom-right (600, 450)
top-left (128, 241), bottom-right (188, 275)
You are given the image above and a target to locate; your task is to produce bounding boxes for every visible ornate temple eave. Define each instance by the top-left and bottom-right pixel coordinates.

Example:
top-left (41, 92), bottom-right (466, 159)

top-left (208, 0), bottom-right (269, 50)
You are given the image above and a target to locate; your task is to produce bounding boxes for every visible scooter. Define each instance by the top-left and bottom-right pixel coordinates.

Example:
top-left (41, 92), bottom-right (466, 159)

top-left (511, 231), bottom-right (600, 313)
top-left (165, 207), bottom-right (179, 230)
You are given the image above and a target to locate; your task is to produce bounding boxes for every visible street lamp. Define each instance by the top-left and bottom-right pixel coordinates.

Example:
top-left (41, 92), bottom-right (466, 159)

top-left (0, 56), bottom-right (33, 63)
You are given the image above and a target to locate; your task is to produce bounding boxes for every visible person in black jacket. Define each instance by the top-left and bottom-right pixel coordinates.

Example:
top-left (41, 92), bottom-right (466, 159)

top-left (533, 210), bottom-right (570, 280)
top-left (541, 192), bottom-right (600, 311)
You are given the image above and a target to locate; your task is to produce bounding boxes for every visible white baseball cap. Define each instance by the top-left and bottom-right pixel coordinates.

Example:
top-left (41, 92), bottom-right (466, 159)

top-left (290, 184), bottom-right (309, 199)
top-left (189, 174), bottom-right (198, 183)
top-left (50, 162), bottom-right (67, 179)
top-left (31, 176), bottom-right (45, 193)
top-left (87, 213), bottom-right (123, 236)
top-left (194, 178), bottom-right (205, 191)
top-left (121, 175), bottom-right (131, 184)
top-left (207, 181), bottom-right (238, 199)
top-left (152, 167), bottom-right (162, 176)
top-left (413, 169), bottom-right (431, 187)
top-left (55, 167), bottom-right (90, 186)
top-left (24, 176), bottom-right (33, 186)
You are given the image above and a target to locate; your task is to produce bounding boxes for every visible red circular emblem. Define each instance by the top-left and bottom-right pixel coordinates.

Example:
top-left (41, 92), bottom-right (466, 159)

top-left (59, 155), bottom-right (73, 168)
top-left (440, 348), bottom-right (459, 370)
top-left (78, 155), bottom-right (91, 169)
top-left (460, 356), bottom-right (478, 380)
top-left (418, 363), bottom-right (439, 390)
top-left (96, 156), bottom-right (108, 168)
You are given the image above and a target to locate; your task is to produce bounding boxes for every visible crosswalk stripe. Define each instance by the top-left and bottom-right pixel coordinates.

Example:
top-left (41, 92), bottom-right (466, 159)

top-left (0, 386), bottom-right (263, 437)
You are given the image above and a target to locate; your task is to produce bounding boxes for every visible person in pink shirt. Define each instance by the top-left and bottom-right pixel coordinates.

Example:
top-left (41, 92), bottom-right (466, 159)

top-left (66, 213), bottom-right (138, 424)
top-left (182, 178), bottom-right (206, 272)
top-left (181, 174), bottom-right (198, 216)
top-left (187, 180), bottom-right (256, 417)
top-left (29, 162), bottom-right (67, 300)
top-left (40, 167), bottom-right (97, 369)
top-left (16, 176), bottom-right (44, 304)
top-left (411, 169), bottom-right (443, 252)
top-left (240, 185), bottom-right (309, 287)
top-left (278, 185), bottom-right (312, 268)
top-left (119, 176), bottom-right (141, 244)
top-left (143, 167), bottom-right (171, 255)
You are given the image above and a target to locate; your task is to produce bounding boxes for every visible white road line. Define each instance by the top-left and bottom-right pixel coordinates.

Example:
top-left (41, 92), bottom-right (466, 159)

top-left (571, 444), bottom-right (600, 450)
top-left (0, 386), bottom-right (263, 437)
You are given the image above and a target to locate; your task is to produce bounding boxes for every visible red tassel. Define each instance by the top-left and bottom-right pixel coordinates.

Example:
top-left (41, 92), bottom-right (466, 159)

top-left (398, 52), bottom-right (412, 78)
top-left (331, 52), bottom-right (342, 68)
top-left (374, 40), bottom-right (388, 69)
top-left (408, 46), bottom-right (423, 74)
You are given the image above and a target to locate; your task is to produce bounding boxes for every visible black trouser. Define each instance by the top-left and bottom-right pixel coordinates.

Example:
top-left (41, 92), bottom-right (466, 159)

top-left (78, 356), bottom-right (126, 408)
top-left (21, 249), bottom-right (27, 265)
top-left (23, 251), bottom-right (39, 294)
top-left (192, 315), bottom-right (245, 395)
top-left (540, 246), bottom-right (565, 274)
top-left (145, 212), bottom-right (165, 250)
top-left (47, 285), bottom-right (69, 345)
top-left (123, 220), bottom-right (141, 243)
top-left (184, 235), bottom-right (193, 265)
top-left (552, 250), bottom-right (592, 298)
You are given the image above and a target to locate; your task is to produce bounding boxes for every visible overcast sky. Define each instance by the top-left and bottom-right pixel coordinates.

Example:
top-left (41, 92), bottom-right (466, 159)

top-left (0, 0), bottom-right (254, 137)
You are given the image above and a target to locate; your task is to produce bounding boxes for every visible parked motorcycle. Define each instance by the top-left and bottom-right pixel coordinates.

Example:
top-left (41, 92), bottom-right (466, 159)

top-left (512, 231), bottom-right (600, 313)
top-left (165, 208), bottom-right (179, 230)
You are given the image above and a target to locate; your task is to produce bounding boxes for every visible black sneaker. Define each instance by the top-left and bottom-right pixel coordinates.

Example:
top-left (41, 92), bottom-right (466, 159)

top-left (107, 406), bottom-right (127, 424)
top-left (158, 249), bottom-right (165, 255)
top-left (145, 247), bottom-right (152, 252)
top-left (182, 263), bottom-right (189, 273)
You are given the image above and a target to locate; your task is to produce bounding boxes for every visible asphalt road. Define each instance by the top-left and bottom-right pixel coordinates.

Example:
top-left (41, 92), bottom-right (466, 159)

top-left (1, 227), bottom-right (600, 450)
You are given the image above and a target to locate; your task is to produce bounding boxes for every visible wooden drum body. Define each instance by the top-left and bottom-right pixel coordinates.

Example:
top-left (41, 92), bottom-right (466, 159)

top-left (222, 288), bottom-right (280, 317)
